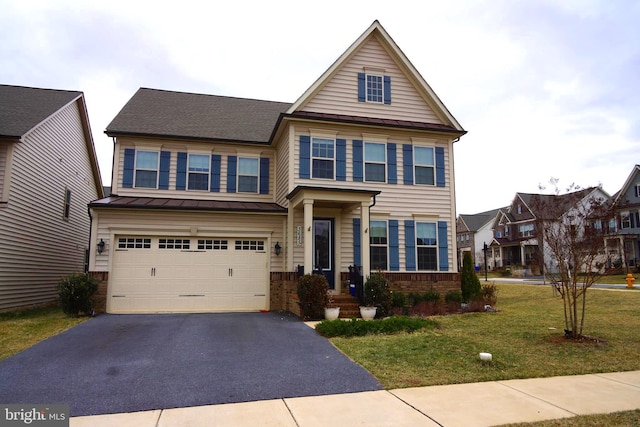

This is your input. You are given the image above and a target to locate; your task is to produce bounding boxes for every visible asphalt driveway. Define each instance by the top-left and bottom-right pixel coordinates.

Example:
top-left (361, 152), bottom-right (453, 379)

top-left (0, 312), bottom-right (382, 416)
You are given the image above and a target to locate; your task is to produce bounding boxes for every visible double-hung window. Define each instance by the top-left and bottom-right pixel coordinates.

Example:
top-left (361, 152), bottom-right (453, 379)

top-left (364, 142), bottom-right (386, 182)
top-left (366, 74), bottom-right (384, 103)
top-left (518, 224), bottom-right (534, 237)
top-left (416, 222), bottom-right (437, 270)
top-left (370, 220), bottom-right (388, 270)
top-left (188, 154), bottom-right (209, 191)
top-left (238, 157), bottom-right (259, 193)
top-left (414, 146), bottom-right (435, 185)
top-left (621, 212), bottom-right (631, 229)
top-left (135, 151), bottom-right (159, 188)
top-left (312, 138), bottom-right (334, 179)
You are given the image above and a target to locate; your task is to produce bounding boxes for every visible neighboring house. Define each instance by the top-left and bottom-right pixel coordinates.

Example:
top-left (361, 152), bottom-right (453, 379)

top-left (606, 165), bottom-right (640, 268)
top-left (0, 85), bottom-right (103, 310)
top-left (88, 21), bottom-right (466, 314)
top-left (456, 207), bottom-right (504, 270)
top-left (489, 188), bottom-right (609, 275)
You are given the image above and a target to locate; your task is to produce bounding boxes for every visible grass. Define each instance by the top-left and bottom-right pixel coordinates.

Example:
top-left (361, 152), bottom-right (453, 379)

top-left (329, 284), bottom-right (640, 389)
top-left (500, 409), bottom-right (640, 426)
top-left (0, 306), bottom-right (89, 360)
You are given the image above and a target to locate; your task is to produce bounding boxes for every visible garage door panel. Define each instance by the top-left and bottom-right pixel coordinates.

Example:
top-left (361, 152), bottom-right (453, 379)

top-left (109, 236), bottom-right (268, 313)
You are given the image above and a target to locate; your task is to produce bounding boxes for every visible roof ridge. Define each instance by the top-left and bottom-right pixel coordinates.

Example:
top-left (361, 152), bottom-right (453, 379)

top-left (137, 87), bottom-right (292, 106)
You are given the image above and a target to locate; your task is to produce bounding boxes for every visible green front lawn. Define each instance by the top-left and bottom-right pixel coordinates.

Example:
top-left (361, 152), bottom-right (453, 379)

top-left (329, 284), bottom-right (640, 389)
top-left (0, 306), bottom-right (88, 360)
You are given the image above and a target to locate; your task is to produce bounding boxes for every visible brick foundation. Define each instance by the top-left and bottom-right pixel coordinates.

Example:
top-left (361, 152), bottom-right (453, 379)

top-left (269, 272), bottom-right (300, 316)
top-left (88, 271), bottom-right (108, 314)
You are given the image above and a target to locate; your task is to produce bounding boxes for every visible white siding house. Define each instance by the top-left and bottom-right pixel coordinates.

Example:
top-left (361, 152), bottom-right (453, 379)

top-left (0, 85), bottom-right (103, 310)
top-left (89, 21), bottom-right (466, 314)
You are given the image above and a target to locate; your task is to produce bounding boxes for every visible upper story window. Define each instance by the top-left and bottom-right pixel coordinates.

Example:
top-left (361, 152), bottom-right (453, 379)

top-left (358, 72), bottom-right (391, 104)
top-left (135, 151), bottom-right (159, 188)
top-left (364, 142), bottom-right (386, 182)
top-left (312, 138), bottom-right (334, 179)
top-left (188, 154), bottom-right (209, 191)
top-left (621, 212), bottom-right (631, 229)
top-left (414, 146), bottom-right (435, 185)
top-left (366, 74), bottom-right (384, 103)
top-left (63, 188), bottom-right (71, 220)
top-left (636, 184), bottom-right (640, 198)
top-left (519, 223), bottom-right (534, 237)
top-left (416, 222), bottom-right (437, 271)
top-left (370, 220), bottom-right (388, 270)
top-left (517, 205), bottom-right (522, 214)
top-left (238, 157), bottom-right (259, 193)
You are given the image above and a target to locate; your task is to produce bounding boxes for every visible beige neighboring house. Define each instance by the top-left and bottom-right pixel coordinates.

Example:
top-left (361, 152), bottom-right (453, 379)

top-left (88, 21), bottom-right (466, 314)
top-left (0, 85), bottom-right (104, 310)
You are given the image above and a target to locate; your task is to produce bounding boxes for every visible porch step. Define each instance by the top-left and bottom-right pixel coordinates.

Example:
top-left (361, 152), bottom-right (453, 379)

top-left (331, 294), bottom-right (361, 319)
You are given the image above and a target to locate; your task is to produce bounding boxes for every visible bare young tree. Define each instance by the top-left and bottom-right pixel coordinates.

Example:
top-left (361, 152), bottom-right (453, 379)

top-left (531, 180), bottom-right (614, 339)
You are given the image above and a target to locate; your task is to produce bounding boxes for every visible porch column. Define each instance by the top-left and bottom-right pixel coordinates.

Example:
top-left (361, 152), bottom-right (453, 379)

top-left (303, 199), bottom-right (314, 274)
top-left (360, 201), bottom-right (371, 279)
top-left (520, 242), bottom-right (525, 266)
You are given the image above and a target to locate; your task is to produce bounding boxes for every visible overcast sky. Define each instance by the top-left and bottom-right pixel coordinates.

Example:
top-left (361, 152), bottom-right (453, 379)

top-left (2, 0), bottom-right (638, 214)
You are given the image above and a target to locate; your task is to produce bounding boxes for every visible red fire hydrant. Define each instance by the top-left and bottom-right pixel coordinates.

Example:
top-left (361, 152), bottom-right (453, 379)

top-left (627, 274), bottom-right (635, 289)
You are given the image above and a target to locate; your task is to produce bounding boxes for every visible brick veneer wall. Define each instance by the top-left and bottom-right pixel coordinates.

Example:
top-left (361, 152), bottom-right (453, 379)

top-left (88, 271), bottom-right (108, 314)
top-left (269, 272), bottom-right (300, 316)
top-left (340, 271), bottom-right (461, 296)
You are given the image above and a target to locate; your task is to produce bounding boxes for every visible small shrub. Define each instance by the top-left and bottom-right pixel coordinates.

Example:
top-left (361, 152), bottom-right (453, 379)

top-left (315, 316), bottom-right (438, 337)
top-left (422, 289), bottom-right (441, 303)
top-left (500, 268), bottom-right (512, 277)
top-left (445, 290), bottom-right (463, 304)
top-left (297, 274), bottom-right (328, 320)
top-left (482, 283), bottom-right (498, 307)
top-left (58, 273), bottom-right (99, 317)
top-left (461, 252), bottom-right (482, 302)
top-left (363, 273), bottom-right (393, 318)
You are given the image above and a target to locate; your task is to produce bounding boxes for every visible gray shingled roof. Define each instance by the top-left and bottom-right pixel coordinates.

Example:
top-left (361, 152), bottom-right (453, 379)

top-left (0, 85), bottom-right (81, 138)
top-left (106, 88), bottom-right (292, 144)
top-left (459, 207), bottom-right (505, 232)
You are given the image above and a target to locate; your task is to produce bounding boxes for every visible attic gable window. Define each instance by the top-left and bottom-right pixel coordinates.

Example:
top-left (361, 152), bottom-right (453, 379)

top-left (358, 72), bottom-right (391, 104)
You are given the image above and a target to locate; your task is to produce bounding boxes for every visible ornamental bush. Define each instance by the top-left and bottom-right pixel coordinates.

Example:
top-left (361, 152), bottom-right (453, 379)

top-left (460, 252), bottom-right (482, 302)
top-left (297, 274), bottom-right (329, 320)
top-left (58, 273), bottom-right (99, 317)
top-left (363, 273), bottom-right (393, 318)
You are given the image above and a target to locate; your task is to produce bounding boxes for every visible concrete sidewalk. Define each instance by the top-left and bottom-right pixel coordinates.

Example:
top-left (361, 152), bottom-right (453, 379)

top-left (71, 370), bottom-right (640, 427)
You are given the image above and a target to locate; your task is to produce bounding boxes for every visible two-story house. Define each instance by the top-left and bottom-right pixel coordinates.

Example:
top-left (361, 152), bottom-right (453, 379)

top-left (0, 85), bottom-right (103, 310)
top-left (606, 165), bottom-right (640, 269)
top-left (88, 21), bottom-right (466, 314)
top-left (489, 188), bottom-right (609, 276)
top-left (456, 208), bottom-right (503, 270)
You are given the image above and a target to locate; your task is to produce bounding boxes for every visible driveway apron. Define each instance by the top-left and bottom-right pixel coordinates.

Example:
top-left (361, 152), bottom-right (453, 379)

top-left (0, 312), bottom-right (382, 416)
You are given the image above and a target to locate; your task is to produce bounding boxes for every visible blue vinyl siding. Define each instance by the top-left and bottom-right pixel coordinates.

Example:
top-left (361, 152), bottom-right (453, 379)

top-left (259, 157), bottom-right (270, 194)
top-left (387, 143), bottom-right (397, 184)
top-left (122, 148), bottom-right (135, 188)
top-left (353, 218), bottom-right (361, 266)
top-left (176, 152), bottom-right (187, 191)
top-left (389, 219), bottom-right (399, 271)
top-left (403, 145), bottom-right (413, 185)
top-left (438, 221), bottom-right (449, 271)
top-left (404, 220), bottom-right (416, 271)
top-left (158, 151), bottom-right (170, 190)
top-left (435, 147), bottom-right (446, 187)
top-left (336, 139), bottom-right (346, 181)
top-left (210, 154), bottom-right (221, 192)
top-left (300, 135), bottom-right (311, 179)
top-left (227, 155), bottom-right (237, 193)
top-left (353, 140), bottom-right (363, 182)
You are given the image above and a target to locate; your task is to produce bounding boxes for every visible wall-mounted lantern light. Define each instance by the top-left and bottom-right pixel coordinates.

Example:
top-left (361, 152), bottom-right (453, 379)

top-left (97, 239), bottom-right (105, 254)
top-left (274, 241), bottom-right (282, 256)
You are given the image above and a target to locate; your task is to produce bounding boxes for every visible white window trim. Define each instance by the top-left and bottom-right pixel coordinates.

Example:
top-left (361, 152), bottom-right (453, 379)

top-left (370, 219), bottom-right (389, 271)
top-left (415, 221), bottom-right (439, 272)
top-left (621, 211), bottom-right (631, 229)
top-left (311, 137), bottom-right (335, 180)
top-left (237, 156), bottom-right (259, 194)
top-left (365, 73), bottom-right (384, 103)
top-left (187, 153), bottom-right (210, 191)
top-left (413, 146), bottom-right (435, 186)
top-left (364, 142), bottom-right (387, 183)
top-left (134, 150), bottom-right (160, 189)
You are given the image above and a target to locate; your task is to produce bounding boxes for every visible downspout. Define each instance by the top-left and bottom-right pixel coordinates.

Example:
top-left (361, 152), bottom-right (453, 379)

top-left (86, 206), bottom-right (93, 273)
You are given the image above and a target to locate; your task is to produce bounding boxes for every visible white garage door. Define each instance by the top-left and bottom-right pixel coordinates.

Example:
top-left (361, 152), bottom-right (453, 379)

top-left (109, 236), bottom-right (268, 313)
